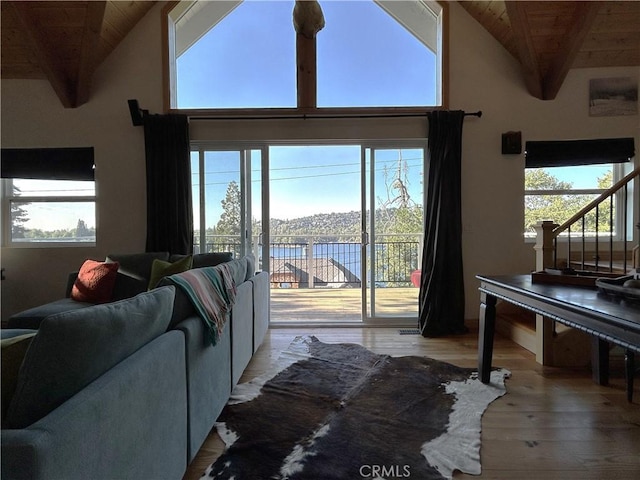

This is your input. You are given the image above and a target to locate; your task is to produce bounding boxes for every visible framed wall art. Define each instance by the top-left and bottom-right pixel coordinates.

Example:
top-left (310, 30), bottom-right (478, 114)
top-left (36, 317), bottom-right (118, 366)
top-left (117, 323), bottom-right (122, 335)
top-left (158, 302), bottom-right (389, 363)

top-left (589, 77), bottom-right (638, 117)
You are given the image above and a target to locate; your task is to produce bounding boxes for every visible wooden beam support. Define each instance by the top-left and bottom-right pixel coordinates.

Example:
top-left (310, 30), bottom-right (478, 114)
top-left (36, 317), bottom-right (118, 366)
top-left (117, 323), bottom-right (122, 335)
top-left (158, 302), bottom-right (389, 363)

top-left (296, 33), bottom-right (317, 109)
top-left (75, 1), bottom-right (107, 107)
top-left (505, 1), bottom-right (543, 99)
top-left (9, 1), bottom-right (75, 108)
top-left (541, 2), bottom-right (602, 100)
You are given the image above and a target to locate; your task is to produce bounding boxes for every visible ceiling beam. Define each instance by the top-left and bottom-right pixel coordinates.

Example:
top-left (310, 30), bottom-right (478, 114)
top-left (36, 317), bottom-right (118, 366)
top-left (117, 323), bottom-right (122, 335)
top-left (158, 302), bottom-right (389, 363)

top-left (76, 1), bottom-right (107, 107)
top-left (504, 1), bottom-right (543, 99)
top-left (9, 1), bottom-right (75, 108)
top-left (541, 2), bottom-right (602, 100)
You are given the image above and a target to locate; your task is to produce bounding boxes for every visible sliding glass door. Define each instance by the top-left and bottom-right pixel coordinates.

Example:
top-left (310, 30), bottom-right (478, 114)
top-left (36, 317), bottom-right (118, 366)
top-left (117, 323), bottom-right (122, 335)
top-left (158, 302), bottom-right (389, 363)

top-left (363, 145), bottom-right (425, 323)
top-left (190, 141), bottom-right (425, 325)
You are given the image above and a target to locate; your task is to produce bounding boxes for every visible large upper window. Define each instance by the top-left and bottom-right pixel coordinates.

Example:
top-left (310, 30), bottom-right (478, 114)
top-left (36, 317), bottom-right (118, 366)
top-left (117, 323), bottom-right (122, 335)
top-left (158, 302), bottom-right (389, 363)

top-left (317, 1), bottom-right (439, 107)
top-left (166, 0), bottom-right (444, 110)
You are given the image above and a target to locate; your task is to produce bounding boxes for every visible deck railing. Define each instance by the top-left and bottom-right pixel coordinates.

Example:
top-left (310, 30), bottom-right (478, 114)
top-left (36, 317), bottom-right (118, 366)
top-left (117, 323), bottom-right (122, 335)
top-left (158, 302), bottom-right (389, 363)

top-left (193, 234), bottom-right (422, 287)
top-left (535, 167), bottom-right (640, 273)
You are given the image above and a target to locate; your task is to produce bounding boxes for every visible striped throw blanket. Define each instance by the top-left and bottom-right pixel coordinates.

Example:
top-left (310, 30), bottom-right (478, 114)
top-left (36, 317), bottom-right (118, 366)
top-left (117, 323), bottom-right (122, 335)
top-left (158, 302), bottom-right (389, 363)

top-left (166, 264), bottom-right (237, 345)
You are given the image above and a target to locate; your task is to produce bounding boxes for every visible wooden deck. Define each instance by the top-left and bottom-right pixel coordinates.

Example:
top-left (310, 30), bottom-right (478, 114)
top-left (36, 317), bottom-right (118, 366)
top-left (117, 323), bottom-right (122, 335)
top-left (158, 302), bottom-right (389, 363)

top-left (269, 286), bottom-right (419, 323)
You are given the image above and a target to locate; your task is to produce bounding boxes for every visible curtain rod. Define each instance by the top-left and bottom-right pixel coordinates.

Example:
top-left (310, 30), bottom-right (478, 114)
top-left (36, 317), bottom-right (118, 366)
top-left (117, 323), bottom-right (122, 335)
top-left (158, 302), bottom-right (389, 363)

top-left (127, 100), bottom-right (482, 126)
top-left (188, 110), bottom-right (483, 121)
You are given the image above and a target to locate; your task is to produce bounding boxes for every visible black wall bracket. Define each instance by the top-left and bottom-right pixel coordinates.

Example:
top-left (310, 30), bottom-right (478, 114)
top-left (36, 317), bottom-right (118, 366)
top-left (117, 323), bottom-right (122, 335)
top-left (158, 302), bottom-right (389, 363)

top-left (128, 99), bottom-right (148, 127)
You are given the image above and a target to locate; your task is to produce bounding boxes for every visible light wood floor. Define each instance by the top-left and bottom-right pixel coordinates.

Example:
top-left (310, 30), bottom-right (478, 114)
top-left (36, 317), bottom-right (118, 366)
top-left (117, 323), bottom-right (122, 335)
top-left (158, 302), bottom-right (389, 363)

top-left (183, 328), bottom-right (640, 480)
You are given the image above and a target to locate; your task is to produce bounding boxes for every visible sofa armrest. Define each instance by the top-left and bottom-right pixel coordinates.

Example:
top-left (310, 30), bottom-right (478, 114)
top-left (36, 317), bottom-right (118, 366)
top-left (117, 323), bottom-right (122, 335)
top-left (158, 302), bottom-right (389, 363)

top-left (64, 272), bottom-right (79, 298)
top-left (1, 332), bottom-right (187, 480)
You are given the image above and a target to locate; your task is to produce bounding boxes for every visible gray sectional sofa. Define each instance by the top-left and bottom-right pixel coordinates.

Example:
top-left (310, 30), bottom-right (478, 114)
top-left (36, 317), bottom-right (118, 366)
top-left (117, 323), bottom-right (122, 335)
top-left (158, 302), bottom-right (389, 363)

top-left (6, 251), bottom-right (234, 330)
top-left (1, 254), bottom-right (269, 480)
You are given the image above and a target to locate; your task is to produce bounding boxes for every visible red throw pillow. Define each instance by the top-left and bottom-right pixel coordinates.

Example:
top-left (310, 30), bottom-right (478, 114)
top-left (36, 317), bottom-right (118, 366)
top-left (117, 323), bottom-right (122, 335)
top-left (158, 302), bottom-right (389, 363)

top-left (71, 260), bottom-right (120, 304)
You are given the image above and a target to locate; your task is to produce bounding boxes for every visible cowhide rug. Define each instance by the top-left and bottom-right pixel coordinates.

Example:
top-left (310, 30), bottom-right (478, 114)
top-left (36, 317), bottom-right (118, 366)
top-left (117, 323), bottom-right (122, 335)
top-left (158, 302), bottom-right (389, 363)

top-left (202, 336), bottom-right (509, 480)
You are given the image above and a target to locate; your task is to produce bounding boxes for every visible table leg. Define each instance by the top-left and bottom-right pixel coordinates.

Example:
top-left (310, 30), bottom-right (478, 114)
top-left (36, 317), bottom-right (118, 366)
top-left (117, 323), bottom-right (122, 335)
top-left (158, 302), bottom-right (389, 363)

top-left (478, 291), bottom-right (497, 384)
top-left (591, 337), bottom-right (609, 386)
top-left (625, 350), bottom-right (635, 403)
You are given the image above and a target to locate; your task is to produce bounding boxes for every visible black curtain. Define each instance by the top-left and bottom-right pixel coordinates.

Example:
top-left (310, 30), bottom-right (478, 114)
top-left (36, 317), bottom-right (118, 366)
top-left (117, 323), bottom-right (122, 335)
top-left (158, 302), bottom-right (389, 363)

top-left (419, 110), bottom-right (467, 337)
top-left (143, 114), bottom-right (193, 254)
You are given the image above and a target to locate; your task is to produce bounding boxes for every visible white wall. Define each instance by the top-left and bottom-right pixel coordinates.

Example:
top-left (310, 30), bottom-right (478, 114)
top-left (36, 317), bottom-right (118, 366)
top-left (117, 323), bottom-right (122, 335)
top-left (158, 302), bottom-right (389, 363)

top-left (1, 2), bottom-right (638, 322)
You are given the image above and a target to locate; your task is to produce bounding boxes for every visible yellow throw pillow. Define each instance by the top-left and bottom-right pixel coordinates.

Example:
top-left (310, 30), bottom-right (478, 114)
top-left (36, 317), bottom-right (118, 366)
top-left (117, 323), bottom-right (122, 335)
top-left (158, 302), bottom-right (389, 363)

top-left (148, 255), bottom-right (193, 290)
top-left (1, 333), bottom-right (37, 424)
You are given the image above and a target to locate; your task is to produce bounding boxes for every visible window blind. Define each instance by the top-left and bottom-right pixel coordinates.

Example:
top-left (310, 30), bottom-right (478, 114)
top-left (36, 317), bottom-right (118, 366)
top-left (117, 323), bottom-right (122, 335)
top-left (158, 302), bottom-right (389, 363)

top-left (1, 147), bottom-right (95, 181)
top-left (525, 137), bottom-right (634, 168)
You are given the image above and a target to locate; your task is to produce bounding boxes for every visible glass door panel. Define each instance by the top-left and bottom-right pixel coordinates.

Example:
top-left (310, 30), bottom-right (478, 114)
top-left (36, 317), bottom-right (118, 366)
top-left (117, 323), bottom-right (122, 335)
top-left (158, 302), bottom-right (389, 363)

top-left (191, 147), bottom-right (263, 259)
top-left (268, 145), bottom-right (362, 323)
top-left (364, 146), bottom-right (424, 322)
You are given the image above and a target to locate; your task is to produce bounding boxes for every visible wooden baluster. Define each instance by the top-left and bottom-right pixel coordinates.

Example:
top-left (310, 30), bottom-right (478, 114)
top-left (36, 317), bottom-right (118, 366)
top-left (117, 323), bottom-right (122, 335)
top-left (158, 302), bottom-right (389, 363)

top-left (534, 220), bottom-right (558, 271)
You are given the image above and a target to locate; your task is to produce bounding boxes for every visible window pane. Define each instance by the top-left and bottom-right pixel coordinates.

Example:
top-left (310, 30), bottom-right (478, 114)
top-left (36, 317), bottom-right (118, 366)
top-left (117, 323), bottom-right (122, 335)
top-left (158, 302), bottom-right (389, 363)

top-left (524, 164), bottom-right (615, 235)
top-left (524, 193), bottom-right (606, 233)
top-left (249, 149), bottom-right (263, 268)
top-left (176, 1), bottom-right (296, 109)
top-left (317, 1), bottom-right (437, 107)
top-left (525, 164), bottom-right (613, 190)
top-left (12, 179), bottom-right (95, 197)
top-left (10, 201), bottom-right (96, 243)
top-left (204, 151), bottom-right (241, 253)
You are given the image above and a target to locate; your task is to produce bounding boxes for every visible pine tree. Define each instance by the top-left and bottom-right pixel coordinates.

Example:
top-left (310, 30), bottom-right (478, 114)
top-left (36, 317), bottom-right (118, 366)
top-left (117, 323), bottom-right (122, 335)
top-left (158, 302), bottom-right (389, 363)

top-left (217, 181), bottom-right (241, 236)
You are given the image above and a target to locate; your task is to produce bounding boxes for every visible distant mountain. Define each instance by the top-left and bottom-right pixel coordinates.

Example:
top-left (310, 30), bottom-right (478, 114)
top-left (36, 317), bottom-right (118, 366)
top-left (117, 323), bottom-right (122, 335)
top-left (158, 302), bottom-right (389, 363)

top-left (269, 211), bottom-right (361, 241)
top-left (266, 207), bottom-right (420, 241)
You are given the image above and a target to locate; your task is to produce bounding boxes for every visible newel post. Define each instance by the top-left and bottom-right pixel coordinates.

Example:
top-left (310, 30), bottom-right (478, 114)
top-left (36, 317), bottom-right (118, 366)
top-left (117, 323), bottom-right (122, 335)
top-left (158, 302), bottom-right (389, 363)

top-left (533, 221), bottom-right (558, 271)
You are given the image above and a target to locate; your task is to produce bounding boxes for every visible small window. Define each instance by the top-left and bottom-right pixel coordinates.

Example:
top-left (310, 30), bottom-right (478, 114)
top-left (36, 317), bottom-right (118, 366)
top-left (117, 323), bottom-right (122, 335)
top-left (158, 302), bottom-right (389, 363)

top-left (4, 179), bottom-right (96, 246)
top-left (524, 164), bottom-right (619, 239)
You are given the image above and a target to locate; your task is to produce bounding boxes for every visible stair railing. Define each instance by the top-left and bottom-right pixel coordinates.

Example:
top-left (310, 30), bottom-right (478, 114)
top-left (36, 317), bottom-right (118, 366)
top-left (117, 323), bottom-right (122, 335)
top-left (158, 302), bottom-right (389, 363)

top-left (534, 166), bottom-right (640, 274)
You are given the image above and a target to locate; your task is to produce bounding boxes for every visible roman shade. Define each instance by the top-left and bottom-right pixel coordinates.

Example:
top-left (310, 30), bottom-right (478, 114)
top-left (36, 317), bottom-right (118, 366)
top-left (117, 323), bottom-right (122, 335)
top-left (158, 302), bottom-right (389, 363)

top-left (525, 137), bottom-right (634, 168)
top-left (1, 147), bottom-right (95, 181)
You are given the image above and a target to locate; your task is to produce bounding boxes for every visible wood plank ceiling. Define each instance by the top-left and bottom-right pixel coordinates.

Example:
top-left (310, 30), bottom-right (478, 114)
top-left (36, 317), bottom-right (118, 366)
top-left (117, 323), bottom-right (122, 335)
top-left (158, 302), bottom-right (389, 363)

top-left (1, 1), bottom-right (156, 108)
top-left (459, 1), bottom-right (640, 100)
top-left (1, 1), bottom-right (638, 107)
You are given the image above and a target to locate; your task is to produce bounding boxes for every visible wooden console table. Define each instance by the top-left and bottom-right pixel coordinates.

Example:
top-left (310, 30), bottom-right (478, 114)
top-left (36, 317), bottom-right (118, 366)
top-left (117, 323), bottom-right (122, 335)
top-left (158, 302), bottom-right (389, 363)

top-left (477, 274), bottom-right (640, 402)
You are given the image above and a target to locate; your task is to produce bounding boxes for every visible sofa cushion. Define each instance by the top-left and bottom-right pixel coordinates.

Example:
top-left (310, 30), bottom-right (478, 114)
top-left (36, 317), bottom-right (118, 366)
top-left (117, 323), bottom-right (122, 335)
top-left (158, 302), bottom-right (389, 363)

top-left (7, 298), bottom-right (94, 330)
top-left (148, 255), bottom-right (193, 290)
top-left (106, 252), bottom-right (170, 282)
top-left (1, 332), bottom-right (37, 424)
top-left (110, 271), bottom-right (149, 301)
top-left (171, 252), bottom-right (233, 269)
top-left (159, 278), bottom-right (197, 330)
top-left (226, 257), bottom-right (248, 286)
top-left (70, 259), bottom-right (120, 303)
top-left (245, 254), bottom-right (256, 281)
top-left (4, 286), bottom-right (176, 429)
